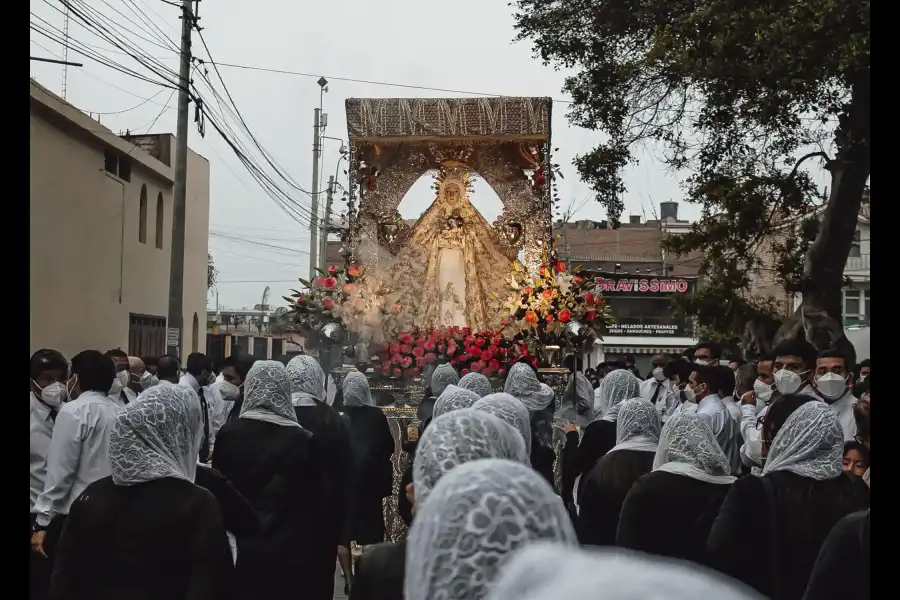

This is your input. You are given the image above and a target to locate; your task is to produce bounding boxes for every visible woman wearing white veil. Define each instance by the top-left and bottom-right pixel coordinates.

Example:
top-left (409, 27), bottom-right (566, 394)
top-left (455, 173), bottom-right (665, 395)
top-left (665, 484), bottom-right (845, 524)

top-left (48, 385), bottom-right (234, 599)
top-left (486, 543), bottom-right (765, 600)
top-left (353, 409), bottom-right (530, 600)
top-left (432, 385), bottom-right (480, 419)
top-left (285, 355), bottom-right (353, 599)
top-left (504, 362), bottom-right (556, 484)
top-left (404, 459), bottom-right (577, 600)
top-left (707, 399), bottom-right (869, 600)
top-left (212, 361), bottom-right (329, 598)
top-left (563, 368), bottom-right (642, 505)
top-left (578, 398), bottom-right (660, 546)
top-left (339, 370), bottom-right (394, 587)
top-left (471, 392), bottom-right (532, 455)
top-left (457, 371), bottom-right (492, 397)
top-left (616, 412), bottom-right (734, 563)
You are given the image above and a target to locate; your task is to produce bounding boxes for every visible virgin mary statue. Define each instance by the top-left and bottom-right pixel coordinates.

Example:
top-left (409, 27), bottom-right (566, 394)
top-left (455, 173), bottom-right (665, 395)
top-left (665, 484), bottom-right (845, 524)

top-left (387, 164), bottom-right (513, 332)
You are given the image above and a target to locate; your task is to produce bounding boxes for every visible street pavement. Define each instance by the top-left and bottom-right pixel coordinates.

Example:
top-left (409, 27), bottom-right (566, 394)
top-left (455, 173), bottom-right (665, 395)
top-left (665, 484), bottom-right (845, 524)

top-left (333, 562), bottom-right (348, 599)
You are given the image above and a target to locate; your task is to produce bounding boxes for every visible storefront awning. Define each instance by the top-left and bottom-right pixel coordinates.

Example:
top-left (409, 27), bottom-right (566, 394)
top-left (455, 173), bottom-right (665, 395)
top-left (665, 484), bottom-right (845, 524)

top-left (596, 336), bottom-right (699, 355)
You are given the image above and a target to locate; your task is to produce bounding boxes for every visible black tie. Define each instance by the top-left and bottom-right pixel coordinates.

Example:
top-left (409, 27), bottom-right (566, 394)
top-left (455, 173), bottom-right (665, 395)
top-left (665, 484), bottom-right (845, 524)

top-left (650, 383), bottom-right (662, 405)
top-left (198, 388), bottom-right (210, 462)
top-left (120, 390), bottom-right (130, 405)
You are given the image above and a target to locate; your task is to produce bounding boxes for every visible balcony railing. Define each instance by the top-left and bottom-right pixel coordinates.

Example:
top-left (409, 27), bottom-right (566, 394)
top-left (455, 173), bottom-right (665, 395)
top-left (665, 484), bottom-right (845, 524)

top-left (845, 254), bottom-right (870, 272)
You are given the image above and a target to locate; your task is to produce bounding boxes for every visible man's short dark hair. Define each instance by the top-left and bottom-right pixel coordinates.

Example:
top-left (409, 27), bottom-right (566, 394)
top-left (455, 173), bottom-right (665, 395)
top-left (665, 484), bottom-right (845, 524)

top-left (156, 355), bottom-right (180, 381)
top-left (714, 365), bottom-right (736, 397)
top-left (843, 441), bottom-right (870, 468)
top-left (103, 348), bottom-right (128, 359)
top-left (223, 355), bottom-right (254, 381)
top-left (30, 349), bottom-right (69, 381)
top-left (691, 365), bottom-right (720, 394)
top-left (695, 341), bottom-right (723, 360)
top-left (72, 350), bottom-right (116, 393)
top-left (186, 352), bottom-right (211, 377)
top-left (142, 356), bottom-right (159, 368)
top-left (816, 348), bottom-right (849, 366)
top-left (762, 394), bottom-right (812, 445)
top-left (664, 359), bottom-right (692, 381)
top-left (728, 358), bottom-right (747, 368)
top-left (772, 339), bottom-right (818, 369)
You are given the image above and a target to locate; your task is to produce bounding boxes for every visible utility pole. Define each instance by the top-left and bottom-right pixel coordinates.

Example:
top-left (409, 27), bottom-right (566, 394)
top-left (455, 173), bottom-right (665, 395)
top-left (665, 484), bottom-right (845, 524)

top-left (308, 107), bottom-right (322, 279)
top-left (319, 175), bottom-right (335, 272)
top-left (165, 0), bottom-right (195, 359)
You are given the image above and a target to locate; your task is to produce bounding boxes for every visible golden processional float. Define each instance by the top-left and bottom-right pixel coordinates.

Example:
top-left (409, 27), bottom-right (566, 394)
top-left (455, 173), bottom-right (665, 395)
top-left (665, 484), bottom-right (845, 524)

top-left (286, 96), bottom-right (613, 542)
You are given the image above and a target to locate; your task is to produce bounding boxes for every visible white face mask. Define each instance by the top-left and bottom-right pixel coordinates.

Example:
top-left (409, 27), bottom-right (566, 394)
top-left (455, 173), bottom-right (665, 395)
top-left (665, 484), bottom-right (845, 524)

top-left (34, 381), bottom-right (68, 408)
top-left (681, 384), bottom-right (696, 403)
top-left (139, 371), bottom-right (153, 390)
top-left (652, 367), bottom-right (666, 382)
top-left (219, 380), bottom-right (240, 401)
top-left (774, 369), bottom-right (807, 395)
top-left (150, 375), bottom-right (159, 387)
top-left (694, 358), bottom-right (711, 365)
top-left (815, 373), bottom-right (848, 402)
top-left (858, 375), bottom-right (867, 382)
top-left (753, 379), bottom-right (774, 406)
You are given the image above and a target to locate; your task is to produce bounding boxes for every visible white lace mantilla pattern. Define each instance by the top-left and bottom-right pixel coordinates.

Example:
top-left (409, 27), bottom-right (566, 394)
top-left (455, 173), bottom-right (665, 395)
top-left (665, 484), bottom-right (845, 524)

top-left (762, 400), bottom-right (844, 480)
top-left (412, 409), bottom-right (529, 505)
top-left (285, 355), bottom-right (326, 401)
top-left (472, 393), bottom-right (532, 455)
top-left (653, 412), bottom-right (735, 484)
top-left (405, 459), bottom-right (577, 600)
top-left (432, 385), bottom-right (481, 419)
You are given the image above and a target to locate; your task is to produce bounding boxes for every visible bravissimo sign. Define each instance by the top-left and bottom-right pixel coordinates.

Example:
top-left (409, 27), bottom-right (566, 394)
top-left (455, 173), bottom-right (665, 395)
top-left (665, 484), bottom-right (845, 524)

top-left (593, 277), bottom-right (690, 294)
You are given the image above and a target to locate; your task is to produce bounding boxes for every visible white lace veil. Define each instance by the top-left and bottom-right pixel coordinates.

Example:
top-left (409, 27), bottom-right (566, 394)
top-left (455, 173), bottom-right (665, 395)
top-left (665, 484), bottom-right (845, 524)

top-left (472, 392), bottom-right (532, 455)
top-left (458, 372), bottom-right (492, 398)
top-left (433, 385), bottom-right (481, 418)
top-left (486, 543), bottom-right (765, 600)
top-left (405, 459), bottom-right (578, 600)
top-left (504, 362), bottom-right (555, 411)
top-left (594, 369), bottom-right (642, 421)
top-left (608, 398), bottom-right (661, 454)
top-left (653, 412), bottom-right (736, 484)
top-left (430, 363), bottom-right (460, 398)
top-left (110, 385), bottom-right (203, 486)
top-left (240, 360), bottom-right (301, 428)
top-left (342, 371), bottom-right (375, 407)
top-left (762, 400), bottom-right (843, 480)
top-left (412, 409), bottom-right (529, 505)
top-left (285, 355), bottom-right (326, 403)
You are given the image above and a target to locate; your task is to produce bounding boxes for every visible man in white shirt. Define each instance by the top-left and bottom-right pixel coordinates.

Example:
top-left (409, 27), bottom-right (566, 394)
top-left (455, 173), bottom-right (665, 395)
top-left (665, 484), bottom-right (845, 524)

top-left (811, 349), bottom-right (858, 441)
top-left (31, 350), bottom-right (120, 557)
top-left (208, 355), bottom-right (248, 433)
top-left (713, 364), bottom-right (743, 475)
top-left (640, 354), bottom-right (678, 422)
top-left (687, 363), bottom-right (738, 473)
top-left (29, 349), bottom-right (72, 600)
top-left (104, 348), bottom-right (136, 407)
top-left (179, 352), bottom-right (219, 463)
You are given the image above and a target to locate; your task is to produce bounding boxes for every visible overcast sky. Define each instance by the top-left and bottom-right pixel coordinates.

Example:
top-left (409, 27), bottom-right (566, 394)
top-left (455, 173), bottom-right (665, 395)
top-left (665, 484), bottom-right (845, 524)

top-left (30, 0), bottom-right (826, 310)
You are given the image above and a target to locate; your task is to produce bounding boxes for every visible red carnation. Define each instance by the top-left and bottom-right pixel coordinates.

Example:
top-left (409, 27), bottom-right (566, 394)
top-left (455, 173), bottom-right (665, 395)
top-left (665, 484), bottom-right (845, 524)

top-left (328, 264), bottom-right (337, 275)
top-left (390, 343), bottom-right (401, 355)
top-left (412, 346), bottom-right (425, 358)
top-left (416, 357), bottom-right (426, 368)
top-left (463, 327), bottom-right (472, 335)
top-left (573, 275), bottom-right (584, 285)
top-left (461, 368), bottom-right (470, 376)
top-left (296, 296), bottom-right (305, 304)
top-left (415, 338), bottom-right (426, 346)
top-left (447, 341), bottom-right (458, 355)
top-left (470, 362), bottom-right (483, 373)
top-left (489, 358), bottom-right (500, 370)
top-left (399, 332), bottom-right (414, 345)
top-left (380, 343), bottom-right (390, 353)
top-left (391, 353), bottom-right (402, 365)
top-left (555, 261), bottom-right (567, 272)
top-left (583, 292), bottom-right (595, 305)
top-left (585, 311), bottom-right (596, 322)
top-left (475, 337), bottom-right (486, 347)
top-left (347, 265), bottom-right (361, 277)
top-left (558, 309), bottom-right (571, 323)
top-left (498, 368), bottom-right (507, 378)
top-left (322, 298), bottom-right (334, 310)
top-left (539, 265), bottom-right (547, 277)
top-left (464, 335), bottom-right (476, 345)
top-left (545, 314), bottom-right (555, 324)
top-left (323, 277), bottom-right (337, 290)
top-left (400, 344), bottom-right (412, 355)
top-left (483, 368), bottom-right (494, 378)
top-left (425, 352), bottom-right (437, 364)
top-left (481, 350), bottom-right (492, 362)
top-left (392, 368), bottom-right (402, 378)
top-left (401, 356), bottom-right (413, 368)
top-left (424, 340), bottom-right (436, 351)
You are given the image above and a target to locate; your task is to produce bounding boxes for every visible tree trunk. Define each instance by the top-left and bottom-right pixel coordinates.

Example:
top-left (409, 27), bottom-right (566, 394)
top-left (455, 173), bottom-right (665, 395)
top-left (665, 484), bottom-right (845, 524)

top-left (773, 74), bottom-right (870, 366)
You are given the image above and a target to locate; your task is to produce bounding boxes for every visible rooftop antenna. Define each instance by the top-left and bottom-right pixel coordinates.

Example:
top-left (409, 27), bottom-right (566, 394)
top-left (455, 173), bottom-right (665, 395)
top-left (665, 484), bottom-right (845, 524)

top-left (61, 3), bottom-right (70, 99)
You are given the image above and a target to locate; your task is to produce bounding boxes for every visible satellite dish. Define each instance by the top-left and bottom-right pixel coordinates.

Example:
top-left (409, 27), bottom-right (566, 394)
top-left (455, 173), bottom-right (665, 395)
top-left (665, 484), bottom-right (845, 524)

top-left (274, 306), bottom-right (289, 318)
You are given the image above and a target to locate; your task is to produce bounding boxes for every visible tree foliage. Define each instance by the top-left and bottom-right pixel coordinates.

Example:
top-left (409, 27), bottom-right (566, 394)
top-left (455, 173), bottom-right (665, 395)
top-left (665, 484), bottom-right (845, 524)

top-left (513, 0), bottom-right (870, 354)
top-left (207, 253), bottom-right (217, 291)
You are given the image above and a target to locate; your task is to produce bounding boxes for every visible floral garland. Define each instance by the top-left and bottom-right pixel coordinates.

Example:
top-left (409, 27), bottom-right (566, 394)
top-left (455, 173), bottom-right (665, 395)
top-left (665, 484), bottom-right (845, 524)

top-left (501, 261), bottom-right (614, 337)
top-left (371, 327), bottom-right (531, 380)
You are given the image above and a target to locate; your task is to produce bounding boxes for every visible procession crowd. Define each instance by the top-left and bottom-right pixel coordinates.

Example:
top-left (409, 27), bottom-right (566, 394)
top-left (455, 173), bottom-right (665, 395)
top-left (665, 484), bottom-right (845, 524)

top-left (29, 339), bottom-right (870, 600)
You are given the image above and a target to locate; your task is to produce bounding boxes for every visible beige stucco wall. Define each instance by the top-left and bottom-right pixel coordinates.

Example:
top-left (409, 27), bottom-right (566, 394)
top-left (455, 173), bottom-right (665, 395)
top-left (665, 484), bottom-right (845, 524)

top-left (30, 81), bottom-right (209, 358)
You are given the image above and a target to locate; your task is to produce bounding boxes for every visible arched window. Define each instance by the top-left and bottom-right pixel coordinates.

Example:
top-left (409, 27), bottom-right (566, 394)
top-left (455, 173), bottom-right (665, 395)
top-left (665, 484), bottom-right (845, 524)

top-left (191, 312), bottom-right (200, 352)
top-left (138, 185), bottom-right (148, 243)
top-left (155, 192), bottom-right (164, 249)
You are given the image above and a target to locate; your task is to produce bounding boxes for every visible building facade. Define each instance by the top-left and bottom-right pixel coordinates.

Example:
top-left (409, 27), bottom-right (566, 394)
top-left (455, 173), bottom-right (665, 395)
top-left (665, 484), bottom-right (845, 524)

top-left (30, 80), bottom-right (210, 359)
top-left (555, 203), bottom-right (702, 373)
